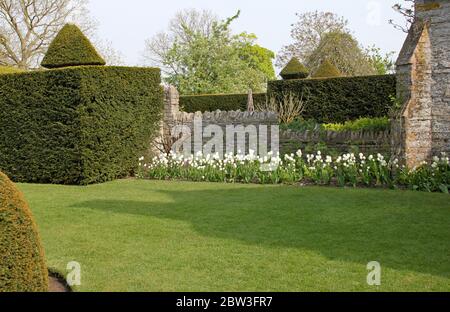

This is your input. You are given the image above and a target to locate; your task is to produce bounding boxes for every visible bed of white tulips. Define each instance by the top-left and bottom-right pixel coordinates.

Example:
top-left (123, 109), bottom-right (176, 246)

top-left (137, 151), bottom-right (450, 193)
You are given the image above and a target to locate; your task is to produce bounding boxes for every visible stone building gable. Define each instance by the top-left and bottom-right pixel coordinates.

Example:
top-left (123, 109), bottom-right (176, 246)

top-left (396, 20), bottom-right (427, 68)
top-left (392, 0), bottom-right (450, 168)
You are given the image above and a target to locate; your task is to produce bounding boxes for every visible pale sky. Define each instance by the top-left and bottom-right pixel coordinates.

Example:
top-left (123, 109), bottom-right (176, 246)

top-left (87, 0), bottom-right (408, 68)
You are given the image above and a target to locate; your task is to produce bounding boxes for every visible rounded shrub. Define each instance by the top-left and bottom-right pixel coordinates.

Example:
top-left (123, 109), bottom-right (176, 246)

top-left (41, 24), bottom-right (106, 69)
top-left (280, 57), bottom-right (309, 80)
top-left (0, 171), bottom-right (48, 292)
top-left (312, 59), bottom-right (342, 78)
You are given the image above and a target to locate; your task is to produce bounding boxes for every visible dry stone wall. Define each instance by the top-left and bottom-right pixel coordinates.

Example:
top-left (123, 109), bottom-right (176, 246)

top-left (162, 86), bottom-right (392, 157)
top-left (281, 130), bottom-right (391, 156)
top-left (163, 86), bottom-right (279, 156)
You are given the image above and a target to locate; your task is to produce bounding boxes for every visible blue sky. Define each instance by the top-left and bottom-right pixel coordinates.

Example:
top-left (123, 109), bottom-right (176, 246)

top-left (88, 0), bottom-right (408, 67)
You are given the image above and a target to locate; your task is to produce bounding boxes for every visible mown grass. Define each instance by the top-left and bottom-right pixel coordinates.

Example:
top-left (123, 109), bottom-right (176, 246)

top-left (18, 180), bottom-right (450, 292)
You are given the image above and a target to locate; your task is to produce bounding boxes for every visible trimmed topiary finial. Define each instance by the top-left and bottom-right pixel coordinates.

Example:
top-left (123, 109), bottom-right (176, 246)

top-left (312, 59), bottom-right (341, 78)
top-left (41, 24), bottom-right (106, 69)
top-left (0, 171), bottom-right (48, 292)
top-left (280, 57), bottom-right (309, 80)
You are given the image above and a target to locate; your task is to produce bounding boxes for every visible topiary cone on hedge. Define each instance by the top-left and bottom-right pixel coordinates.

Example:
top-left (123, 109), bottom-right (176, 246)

top-left (280, 57), bottom-right (309, 80)
top-left (312, 59), bottom-right (342, 78)
top-left (41, 24), bottom-right (106, 69)
top-left (0, 171), bottom-right (48, 292)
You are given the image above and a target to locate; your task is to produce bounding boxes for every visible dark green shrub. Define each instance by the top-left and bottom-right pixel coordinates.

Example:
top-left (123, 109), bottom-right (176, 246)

top-left (0, 171), bottom-right (48, 292)
top-left (312, 59), bottom-right (341, 78)
top-left (280, 57), bottom-right (309, 80)
top-left (41, 24), bottom-right (106, 69)
top-left (0, 66), bottom-right (163, 185)
top-left (180, 93), bottom-right (267, 113)
top-left (268, 75), bottom-right (396, 123)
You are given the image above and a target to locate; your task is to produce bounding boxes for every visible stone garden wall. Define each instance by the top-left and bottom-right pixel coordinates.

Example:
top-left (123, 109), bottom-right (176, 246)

top-left (280, 129), bottom-right (391, 156)
top-left (162, 86), bottom-right (279, 156)
top-left (162, 86), bottom-right (391, 156)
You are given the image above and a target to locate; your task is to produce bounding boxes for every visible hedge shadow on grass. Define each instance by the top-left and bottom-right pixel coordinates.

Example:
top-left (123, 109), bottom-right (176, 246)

top-left (72, 186), bottom-right (450, 279)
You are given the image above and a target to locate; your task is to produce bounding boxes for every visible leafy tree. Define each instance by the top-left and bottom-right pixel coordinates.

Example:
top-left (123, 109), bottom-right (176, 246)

top-left (278, 10), bottom-right (396, 76)
top-left (237, 32), bottom-right (276, 81)
top-left (276, 11), bottom-right (349, 68)
top-left (306, 31), bottom-right (376, 77)
top-left (365, 46), bottom-right (396, 75)
top-left (144, 9), bottom-right (275, 95)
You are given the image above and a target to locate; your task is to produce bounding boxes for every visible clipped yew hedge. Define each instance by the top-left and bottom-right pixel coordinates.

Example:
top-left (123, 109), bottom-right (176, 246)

top-left (180, 93), bottom-right (267, 113)
top-left (0, 66), bottom-right (163, 185)
top-left (312, 59), bottom-right (341, 78)
top-left (0, 171), bottom-right (48, 292)
top-left (41, 24), bottom-right (106, 69)
top-left (268, 75), bottom-right (396, 123)
top-left (280, 57), bottom-right (309, 80)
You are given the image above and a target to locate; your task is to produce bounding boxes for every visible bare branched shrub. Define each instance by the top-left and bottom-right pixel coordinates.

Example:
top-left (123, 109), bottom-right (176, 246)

top-left (152, 121), bottom-right (178, 155)
top-left (152, 118), bottom-right (191, 155)
top-left (256, 92), bottom-right (305, 124)
top-left (152, 134), bottom-right (176, 156)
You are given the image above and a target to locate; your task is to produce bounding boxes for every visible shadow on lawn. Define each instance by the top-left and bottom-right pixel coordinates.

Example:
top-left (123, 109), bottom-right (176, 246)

top-left (72, 186), bottom-right (450, 279)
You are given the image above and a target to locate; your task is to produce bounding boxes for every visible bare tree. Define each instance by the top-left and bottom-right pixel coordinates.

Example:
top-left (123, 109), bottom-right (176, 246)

top-left (0, 0), bottom-right (124, 69)
top-left (0, 0), bottom-right (97, 69)
top-left (94, 38), bottom-right (125, 66)
top-left (390, 0), bottom-right (415, 33)
top-left (276, 11), bottom-right (349, 68)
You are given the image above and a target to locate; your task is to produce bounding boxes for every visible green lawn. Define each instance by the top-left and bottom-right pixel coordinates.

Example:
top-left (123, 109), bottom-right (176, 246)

top-left (18, 180), bottom-right (450, 292)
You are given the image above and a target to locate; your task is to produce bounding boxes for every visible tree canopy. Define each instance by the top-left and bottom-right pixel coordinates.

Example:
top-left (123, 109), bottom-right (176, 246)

top-left (144, 9), bottom-right (276, 95)
top-left (277, 10), bottom-right (395, 77)
top-left (306, 31), bottom-right (377, 77)
top-left (276, 11), bottom-right (349, 68)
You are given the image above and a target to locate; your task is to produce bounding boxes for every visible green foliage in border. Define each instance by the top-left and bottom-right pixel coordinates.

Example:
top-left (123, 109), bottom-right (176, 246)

top-left (323, 117), bottom-right (390, 132)
top-left (180, 93), bottom-right (267, 113)
top-left (268, 74), bottom-right (396, 123)
top-left (0, 66), bottom-right (163, 185)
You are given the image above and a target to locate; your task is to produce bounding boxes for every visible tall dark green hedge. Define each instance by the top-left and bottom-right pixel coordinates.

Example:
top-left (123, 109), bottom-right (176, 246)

top-left (0, 66), bottom-right (163, 185)
top-left (180, 93), bottom-right (267, 113)
top-left (268, 75), bottom-right (396, 123)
